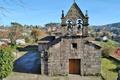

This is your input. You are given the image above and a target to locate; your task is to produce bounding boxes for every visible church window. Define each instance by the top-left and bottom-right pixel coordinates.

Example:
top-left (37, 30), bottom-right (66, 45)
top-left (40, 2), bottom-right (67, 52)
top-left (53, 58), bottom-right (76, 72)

top-left (71, 43), bottom-right (77, 49)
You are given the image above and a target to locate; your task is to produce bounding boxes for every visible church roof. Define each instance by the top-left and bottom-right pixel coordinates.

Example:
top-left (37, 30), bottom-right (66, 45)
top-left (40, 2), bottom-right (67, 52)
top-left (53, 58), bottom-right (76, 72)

top-left (65, 2), bottom-right (85, 20)
top-left (38, 36), bottom-right (55, 44)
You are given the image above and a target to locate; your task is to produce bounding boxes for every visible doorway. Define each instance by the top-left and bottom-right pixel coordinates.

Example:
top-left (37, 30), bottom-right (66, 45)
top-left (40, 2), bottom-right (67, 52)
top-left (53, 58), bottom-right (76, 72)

top-left (69, 59), bottom-right (80, 74)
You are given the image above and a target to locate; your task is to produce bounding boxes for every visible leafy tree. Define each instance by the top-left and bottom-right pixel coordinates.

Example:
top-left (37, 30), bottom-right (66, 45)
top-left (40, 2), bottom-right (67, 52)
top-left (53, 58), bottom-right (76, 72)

top-left (45, 23), bottom-right (60, 28)
top-left (0, 46), bottom-right (14, 80)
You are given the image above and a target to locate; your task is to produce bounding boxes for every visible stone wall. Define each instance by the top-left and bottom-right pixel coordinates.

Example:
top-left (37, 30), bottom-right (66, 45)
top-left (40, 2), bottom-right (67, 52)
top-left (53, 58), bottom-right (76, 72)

top-left (38, 43), bottom-right (48, 52)
top-left (83, 43), bottom-right (101, 75)
top-left (42, 37), bottom-right (101, 76)
top-left (48, 42), bottom-right (61, 76)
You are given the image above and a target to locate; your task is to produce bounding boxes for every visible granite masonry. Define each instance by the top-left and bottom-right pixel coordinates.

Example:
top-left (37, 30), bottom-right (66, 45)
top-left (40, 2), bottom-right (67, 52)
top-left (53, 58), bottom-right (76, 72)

top-left (38, 1), bottom-right (101, 76)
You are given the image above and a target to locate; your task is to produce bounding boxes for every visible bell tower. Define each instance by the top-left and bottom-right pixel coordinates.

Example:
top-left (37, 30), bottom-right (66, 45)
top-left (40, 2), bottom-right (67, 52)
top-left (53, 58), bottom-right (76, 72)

top-left (61, 1), bottom-right (89, 37)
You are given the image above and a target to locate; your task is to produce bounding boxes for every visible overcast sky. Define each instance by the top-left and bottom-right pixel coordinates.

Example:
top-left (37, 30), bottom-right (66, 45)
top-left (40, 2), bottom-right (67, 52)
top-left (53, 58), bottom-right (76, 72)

top-left (0, 0), bottom-right (120, 26)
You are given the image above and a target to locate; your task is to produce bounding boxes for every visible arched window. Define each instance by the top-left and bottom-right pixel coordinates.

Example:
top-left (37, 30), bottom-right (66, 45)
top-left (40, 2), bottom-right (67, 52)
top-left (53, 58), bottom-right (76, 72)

top-left (66, 19), bottom-right (73, 32)
top-left (77, 19), bottom-right (83, 31)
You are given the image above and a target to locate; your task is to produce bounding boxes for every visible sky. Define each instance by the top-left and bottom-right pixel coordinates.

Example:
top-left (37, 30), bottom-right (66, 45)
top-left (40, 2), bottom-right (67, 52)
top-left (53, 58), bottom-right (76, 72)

top-left (0, 0), bottom-right (120, 26)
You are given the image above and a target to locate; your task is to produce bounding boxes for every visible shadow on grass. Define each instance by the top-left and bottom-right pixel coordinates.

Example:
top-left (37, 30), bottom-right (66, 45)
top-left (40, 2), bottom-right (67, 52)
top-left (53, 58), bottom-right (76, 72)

top-left (109, 57), bottom-right (120, 65)
top-left (14, 44), bottom-right (41, 74)
top-left (17, 45), bottom-right (38, 52)
top-left (13, 51), bottom-right (41, 74)
top-left (107, 57), bottom-right (120, 72)
top-left (108, 68), bottom-right (117, 72)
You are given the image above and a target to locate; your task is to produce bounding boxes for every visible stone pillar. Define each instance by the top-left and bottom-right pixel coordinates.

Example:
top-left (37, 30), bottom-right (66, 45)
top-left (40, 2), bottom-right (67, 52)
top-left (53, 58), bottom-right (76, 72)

top-left (41, 51), bottom-right (45, 75)
top-left (81, 58), bottom-right (84, 76)
top-left (41, 58), bottom-right (44, 75)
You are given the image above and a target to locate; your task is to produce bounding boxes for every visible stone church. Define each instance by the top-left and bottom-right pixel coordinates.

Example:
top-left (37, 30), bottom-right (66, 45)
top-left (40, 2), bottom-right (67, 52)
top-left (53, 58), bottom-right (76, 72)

top-left (38, 1), bottom-right (101, 76)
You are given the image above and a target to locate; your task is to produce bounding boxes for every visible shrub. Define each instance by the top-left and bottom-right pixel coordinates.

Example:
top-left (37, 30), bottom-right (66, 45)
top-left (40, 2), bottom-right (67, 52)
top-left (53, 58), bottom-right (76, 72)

top-left (0, 47), bottom-right (14, 80)
top-left (101, 40), bottom-right (118, 58)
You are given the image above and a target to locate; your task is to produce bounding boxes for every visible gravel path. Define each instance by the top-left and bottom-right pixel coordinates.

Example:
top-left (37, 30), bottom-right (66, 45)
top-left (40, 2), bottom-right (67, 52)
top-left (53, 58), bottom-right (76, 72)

top-left (6, 72), bottom-right (102, 80)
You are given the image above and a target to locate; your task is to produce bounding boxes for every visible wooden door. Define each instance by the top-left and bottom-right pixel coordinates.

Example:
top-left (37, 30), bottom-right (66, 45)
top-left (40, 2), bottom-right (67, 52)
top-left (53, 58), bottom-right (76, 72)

top-left (69, 59), bottom-right (80, 74)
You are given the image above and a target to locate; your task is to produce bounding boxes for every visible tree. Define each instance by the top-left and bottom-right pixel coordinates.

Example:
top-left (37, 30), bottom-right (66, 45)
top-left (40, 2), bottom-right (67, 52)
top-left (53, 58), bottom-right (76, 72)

top-left (9, 22), bottom-right (23, 45)
top-left (0, 46), bottom-right (14, 80)
top-left (45, 23), bottom-right (60, 28)
top-left (31, 29), bottom-right (47, 42)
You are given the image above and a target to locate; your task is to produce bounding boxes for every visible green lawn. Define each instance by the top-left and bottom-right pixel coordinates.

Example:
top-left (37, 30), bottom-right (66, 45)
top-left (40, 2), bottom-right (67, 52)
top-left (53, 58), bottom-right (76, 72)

top-left (101, 58), bottom-right (119, 80)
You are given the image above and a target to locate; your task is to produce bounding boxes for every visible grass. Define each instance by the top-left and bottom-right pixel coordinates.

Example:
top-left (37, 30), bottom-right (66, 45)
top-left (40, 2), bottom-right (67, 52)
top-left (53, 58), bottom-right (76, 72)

top-left (98, 39), bottom-right (120, 80)
top-left (96, 39), bottom-right (119, 48)
top-left (101, 58), bottom-right (119, 80)
top-left (96, 39), bottom-right (119, 58)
